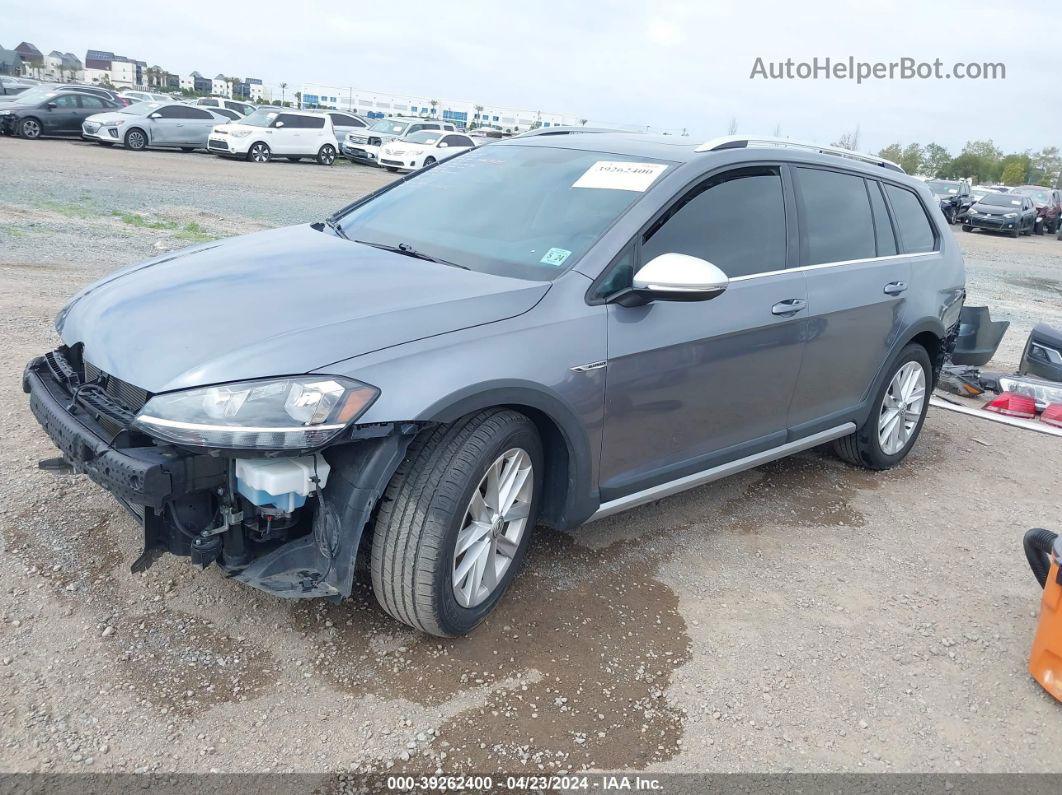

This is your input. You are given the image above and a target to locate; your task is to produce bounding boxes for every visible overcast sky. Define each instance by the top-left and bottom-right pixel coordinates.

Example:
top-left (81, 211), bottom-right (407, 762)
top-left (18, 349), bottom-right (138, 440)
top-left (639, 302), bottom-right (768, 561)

top-left (9, 0), bottom-right (1057, 154)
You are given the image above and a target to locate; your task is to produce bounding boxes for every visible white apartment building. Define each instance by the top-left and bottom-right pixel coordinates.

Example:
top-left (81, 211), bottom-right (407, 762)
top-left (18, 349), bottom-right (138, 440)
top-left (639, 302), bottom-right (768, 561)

top-left (211, 75), bottom-right (232, 97)
top-left (297, 83), bottom-right (581, 131)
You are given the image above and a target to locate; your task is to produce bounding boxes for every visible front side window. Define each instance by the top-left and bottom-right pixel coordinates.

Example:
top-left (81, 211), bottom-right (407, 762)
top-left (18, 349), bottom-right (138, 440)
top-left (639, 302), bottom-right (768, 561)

top-left (795, 167), bottom-right (876, 265)
top-left (238, 109), bottom-right (278, 127)
top-left (642, 167), bottom-right (786, 279)
top-left (52, 94), bottom-right (79, 108)
top-left (335, 145), bottom-right (672, 281)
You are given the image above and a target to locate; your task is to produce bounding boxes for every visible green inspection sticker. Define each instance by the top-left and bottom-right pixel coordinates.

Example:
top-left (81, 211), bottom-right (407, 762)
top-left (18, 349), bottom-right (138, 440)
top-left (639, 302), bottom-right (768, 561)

top-left (540, 247), bottom-right (572, 266)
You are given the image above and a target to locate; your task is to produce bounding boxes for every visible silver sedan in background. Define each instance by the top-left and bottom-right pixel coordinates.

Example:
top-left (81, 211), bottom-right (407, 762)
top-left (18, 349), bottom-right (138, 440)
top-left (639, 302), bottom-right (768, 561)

top-left (81, 102), bottom-right (232, 151)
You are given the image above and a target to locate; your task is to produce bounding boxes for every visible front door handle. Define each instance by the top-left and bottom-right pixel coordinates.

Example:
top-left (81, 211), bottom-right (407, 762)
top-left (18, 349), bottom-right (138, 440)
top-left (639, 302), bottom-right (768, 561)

top-left (771, 298), bottom-right (808, 316)
top-left (884, 281), bottom-right (908, 296)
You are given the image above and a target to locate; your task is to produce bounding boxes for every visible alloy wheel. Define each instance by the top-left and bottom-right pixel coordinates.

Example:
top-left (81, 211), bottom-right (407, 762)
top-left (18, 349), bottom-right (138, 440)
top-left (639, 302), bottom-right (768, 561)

top-left (21, 119), bottom-right (40, 138)
top-left (127, 130), bottom-right (145, 150)
top-left (318, 145), bottom-right (335, 165)
top-left (452, 448), bottom-right (533, 608)
top-left (250, 143), bottom-right (270, 163)
top-left (878, 361), bottom-right (926, 455)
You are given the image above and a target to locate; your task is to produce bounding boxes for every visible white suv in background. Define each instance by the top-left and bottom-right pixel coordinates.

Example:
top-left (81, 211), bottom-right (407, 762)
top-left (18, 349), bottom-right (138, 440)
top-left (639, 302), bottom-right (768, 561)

top-left (196, 97), bottom-right (256, 116)
top-left (207, 108), bottom-right (338, 164)
top-left (378, 130), bottom-right (478, 172)
top-left (342, 117), bottom-right (455, 166)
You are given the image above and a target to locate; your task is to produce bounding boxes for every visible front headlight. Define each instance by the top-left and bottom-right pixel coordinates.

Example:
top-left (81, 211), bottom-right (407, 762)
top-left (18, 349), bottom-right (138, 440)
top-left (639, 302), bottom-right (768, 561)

top-left (1004, 212), bottom-right (1018, 218)
top-left (230, 129), bottom-right (252, 138)
top-left (132, 375), bottom-right (379, 451)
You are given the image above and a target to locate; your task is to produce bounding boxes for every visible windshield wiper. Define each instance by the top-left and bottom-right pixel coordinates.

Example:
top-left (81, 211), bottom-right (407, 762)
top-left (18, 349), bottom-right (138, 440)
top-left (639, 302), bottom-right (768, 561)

top-left (353, 240), bottom-right (469, 270)
top-left (323, 216), bottom-right (348, 240)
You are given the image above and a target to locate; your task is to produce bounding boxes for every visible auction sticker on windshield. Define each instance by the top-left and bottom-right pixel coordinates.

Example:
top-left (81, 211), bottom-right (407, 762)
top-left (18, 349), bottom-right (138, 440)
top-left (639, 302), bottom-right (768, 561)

top-left (572, 161), bottom-right (668, 192)
top-left (540, 247), bottom-right (572, 266)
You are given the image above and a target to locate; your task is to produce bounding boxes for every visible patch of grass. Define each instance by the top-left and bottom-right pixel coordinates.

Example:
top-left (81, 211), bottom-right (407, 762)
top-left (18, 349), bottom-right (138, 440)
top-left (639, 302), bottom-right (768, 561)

top-left (36, 199), bottom-right (101, 219)
top-left (111, 211), bottom-right (179, 230)
top-left (175, 222), bottom-right (217, 242)
top-left (0, 225), bottom-right (30, 239)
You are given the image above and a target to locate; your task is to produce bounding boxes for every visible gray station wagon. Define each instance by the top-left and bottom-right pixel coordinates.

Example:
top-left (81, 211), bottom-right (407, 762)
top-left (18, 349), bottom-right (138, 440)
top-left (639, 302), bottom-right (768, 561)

top-left (24, 134), bottom-right (965, 636)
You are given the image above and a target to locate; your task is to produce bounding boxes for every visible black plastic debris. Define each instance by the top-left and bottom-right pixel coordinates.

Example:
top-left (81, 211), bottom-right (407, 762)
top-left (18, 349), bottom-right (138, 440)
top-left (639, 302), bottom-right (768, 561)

top-left (951, 306), bottom-right (1010, 367)
top-left (1020, 323), bottom-right (1062, 382)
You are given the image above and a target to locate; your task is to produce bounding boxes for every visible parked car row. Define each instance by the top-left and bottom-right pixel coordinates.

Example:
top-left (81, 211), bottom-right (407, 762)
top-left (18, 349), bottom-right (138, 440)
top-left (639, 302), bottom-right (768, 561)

top-left (923, 176), bottom-right (1062, 239)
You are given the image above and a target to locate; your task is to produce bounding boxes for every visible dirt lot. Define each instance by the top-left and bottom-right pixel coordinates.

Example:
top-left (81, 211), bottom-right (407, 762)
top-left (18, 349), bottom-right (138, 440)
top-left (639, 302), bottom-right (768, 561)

top-left (1, 137), bottom-right (1061, 776)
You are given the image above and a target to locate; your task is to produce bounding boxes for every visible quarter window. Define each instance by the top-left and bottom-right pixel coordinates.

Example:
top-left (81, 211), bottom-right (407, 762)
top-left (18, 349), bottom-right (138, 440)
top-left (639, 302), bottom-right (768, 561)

top-left (77, 95), bottom-right (108, 109)
top-left (642, 167), bottom-right (787, 279)
top-left (795, 168), bottom-right (876, 265)
top-left (884, 184), bottom-right (936, 253)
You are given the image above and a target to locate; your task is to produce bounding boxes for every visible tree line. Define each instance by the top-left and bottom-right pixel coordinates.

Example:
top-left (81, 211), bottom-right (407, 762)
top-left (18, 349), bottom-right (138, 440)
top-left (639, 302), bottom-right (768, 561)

top-left (876, 140), bottom-right (1060, 187)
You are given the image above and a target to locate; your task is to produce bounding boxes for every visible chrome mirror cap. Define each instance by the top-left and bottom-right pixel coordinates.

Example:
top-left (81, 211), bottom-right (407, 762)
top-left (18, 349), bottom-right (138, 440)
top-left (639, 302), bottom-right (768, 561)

top-left (632, 253), bottom-right (729, 297)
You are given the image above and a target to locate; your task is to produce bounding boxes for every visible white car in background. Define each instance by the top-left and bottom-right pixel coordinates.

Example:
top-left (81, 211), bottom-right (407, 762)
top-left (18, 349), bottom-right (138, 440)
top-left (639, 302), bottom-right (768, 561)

top-left (343, 117), bottom-right (455, 166)
top-left (207, 108), bottom-right (338, 164)
top-left (120, 90), bottom-right (174, 105)
top-left (196, 96), bottom-right (256, 116)
top-left (377, 130), bottom-right (477, 172)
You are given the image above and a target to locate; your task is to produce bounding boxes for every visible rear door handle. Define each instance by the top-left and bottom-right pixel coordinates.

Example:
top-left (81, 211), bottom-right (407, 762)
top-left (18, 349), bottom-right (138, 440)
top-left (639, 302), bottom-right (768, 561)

top-left (771, 298), bottom-right (808, 316)
top-left (884, 281), bottom-right (908, 296)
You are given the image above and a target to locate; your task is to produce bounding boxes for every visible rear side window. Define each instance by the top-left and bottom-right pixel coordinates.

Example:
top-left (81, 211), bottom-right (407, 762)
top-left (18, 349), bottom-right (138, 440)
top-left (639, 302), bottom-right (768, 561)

top-left (867, 180), bottom-right (897, 256)
top-left (642, 166), bottom-right (786, 279)
top-left (795, 168), bottom-right (876, 265)
top-left (301, 115), bottom-right (326, 129)
top-left (884, 185), bottom-right (936, 253)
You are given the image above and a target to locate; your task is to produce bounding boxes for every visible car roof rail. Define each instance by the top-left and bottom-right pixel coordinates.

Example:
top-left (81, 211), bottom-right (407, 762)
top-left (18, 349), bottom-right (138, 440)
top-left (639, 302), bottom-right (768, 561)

top-left (695, 135), bottom-right (906, 173)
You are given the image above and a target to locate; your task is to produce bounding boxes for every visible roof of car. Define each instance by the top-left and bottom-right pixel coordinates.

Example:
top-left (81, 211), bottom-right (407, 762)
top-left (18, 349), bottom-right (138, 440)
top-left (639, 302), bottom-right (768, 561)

top-left (493, 132), bottom-right (927, 185)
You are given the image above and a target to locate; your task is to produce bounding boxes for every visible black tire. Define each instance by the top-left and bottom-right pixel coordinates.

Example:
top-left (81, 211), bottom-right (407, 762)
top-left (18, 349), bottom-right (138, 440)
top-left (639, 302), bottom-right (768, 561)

top-left (19, 118), bottom-right (41, 139)
top-left (370, 409), bottom-right (543, 637)
top-left (181, 147), bottom-right (196, 153)
top-left (1034, 220), bottom-right (1044, 236)
top-left (384, 166), bottom-right (399, 172)
top-left (423, 156), bottom-right (437, 167)
top-left (316, 144), bottom-right (336, 166)
top-left (961, 224), bottom-right (973, 232)
top-left (246, 142), bottom-right (270, 163)
top-left (1011, 227), bottom-right (1021, 238)
top-left (1047, 219), bottom-right (1058, 235)
top-left (833, 343), bottom-right (932, 471)
top-left (124, 128), bottom-right (147, 150)
top-left (943, 206), bottom-right (956, 225)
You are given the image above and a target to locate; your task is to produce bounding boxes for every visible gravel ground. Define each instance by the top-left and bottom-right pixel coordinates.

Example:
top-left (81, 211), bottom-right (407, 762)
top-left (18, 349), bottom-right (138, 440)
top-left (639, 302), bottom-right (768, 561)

top-left (1, 137), bottom-right (1061, 776)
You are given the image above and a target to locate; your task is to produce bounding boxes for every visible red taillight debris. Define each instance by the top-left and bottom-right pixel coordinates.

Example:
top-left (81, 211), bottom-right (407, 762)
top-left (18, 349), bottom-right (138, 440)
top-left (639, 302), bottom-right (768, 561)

top-left (1042, 404), bottom-right (1062, 428)
top-left (984, 392), bottom-right (1037, 419)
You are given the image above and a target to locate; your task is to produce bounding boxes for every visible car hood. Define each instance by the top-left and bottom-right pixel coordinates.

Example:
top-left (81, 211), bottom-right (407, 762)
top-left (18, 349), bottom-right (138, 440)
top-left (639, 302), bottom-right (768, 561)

top-left (57, 224), bottom-right (550, 394)
top-left (84, 111), bottom-right (128, 125)
top-left (970, 203), bottom-right (1013, 215)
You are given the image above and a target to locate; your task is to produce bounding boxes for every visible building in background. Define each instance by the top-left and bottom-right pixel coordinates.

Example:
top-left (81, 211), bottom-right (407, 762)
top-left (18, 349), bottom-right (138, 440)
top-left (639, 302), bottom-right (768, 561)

top-left (84, 49), bottom-right (145, 87)
top-left (297, 83), bottom-right (580, 132)
top-left (0, 44), bottom-right (20, 75)
top-left (14, 42), bottom-right (43, 76)
top-left (212, 74), bottom-right (232, 97)
top-left (44, 51), bottom-right (84, 82)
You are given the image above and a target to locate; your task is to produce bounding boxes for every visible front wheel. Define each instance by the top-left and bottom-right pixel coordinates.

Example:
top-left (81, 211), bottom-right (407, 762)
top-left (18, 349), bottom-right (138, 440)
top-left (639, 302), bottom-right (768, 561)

top-left (943, 206), bottom-right (956, 224)
top-left (423, 156), bottom-right (436, 167)
top-left (370, 409), bottom-right (543, 637)
top-left (19, 118), bottom-right (41, 139)
top-left (1034, 220), bottom-right (1045, 236)
top-left (961, 224), bottom-right (973, 232)
top-left (833, 344), bottom-right (931, 470)
top-left (247, 142), bottom-right (271, 163)
top-left (316, 144), bottom-right (336, 165)
top-left (124, 128), bottom-right (147, 150)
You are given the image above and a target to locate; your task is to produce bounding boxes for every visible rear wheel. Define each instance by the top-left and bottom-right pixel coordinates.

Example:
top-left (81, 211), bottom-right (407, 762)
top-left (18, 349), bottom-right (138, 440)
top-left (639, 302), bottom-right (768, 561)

top-left (247, 142), bottom-right (270, 163)
top-left (370, 409), bottom-right (542, 637)
top-left (316, 144), bottom-right (336, 165)
top-left (834, 344), bottom-right (931, 470)
top-left (124, 128), bottom-right (147, 150)
top-left (19, 118), bottom-right (41, 139)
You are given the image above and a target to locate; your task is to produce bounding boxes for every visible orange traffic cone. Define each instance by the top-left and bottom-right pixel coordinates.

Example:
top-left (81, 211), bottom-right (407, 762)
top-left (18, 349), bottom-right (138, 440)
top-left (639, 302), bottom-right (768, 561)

top-left (1026, 528), bottom-right (1062, 702)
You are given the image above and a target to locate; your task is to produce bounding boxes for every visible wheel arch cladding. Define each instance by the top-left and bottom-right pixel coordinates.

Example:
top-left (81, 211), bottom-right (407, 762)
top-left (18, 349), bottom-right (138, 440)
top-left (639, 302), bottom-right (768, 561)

top-left (420, 382), bottom-right (597, 529)
top-left (855, 319), bottom-right (944, 428)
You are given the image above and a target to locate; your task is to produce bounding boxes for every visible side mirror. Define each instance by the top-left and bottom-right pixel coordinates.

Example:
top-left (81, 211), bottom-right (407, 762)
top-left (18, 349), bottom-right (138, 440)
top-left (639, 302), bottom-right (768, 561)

top-left (45, 102), bottom-right (57, 110)
top-left (438, 141), bottom-right (448, 148)
top-left (274, 121), bottom-right (284, 128)
top-left (149, 112), bottom-right (161, 119)
top-left (614, 253), bottom-right (729, 307)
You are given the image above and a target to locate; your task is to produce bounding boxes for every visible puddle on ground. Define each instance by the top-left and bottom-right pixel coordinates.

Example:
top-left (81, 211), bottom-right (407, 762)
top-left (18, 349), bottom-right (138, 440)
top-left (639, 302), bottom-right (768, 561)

top-left (294, 531), bottom-right (691, 772)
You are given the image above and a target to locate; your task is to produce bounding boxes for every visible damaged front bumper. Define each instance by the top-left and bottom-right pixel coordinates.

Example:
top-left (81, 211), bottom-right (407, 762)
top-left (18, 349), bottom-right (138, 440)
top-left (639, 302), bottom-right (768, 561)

top-left (23, 349), bottom-right (414, 600)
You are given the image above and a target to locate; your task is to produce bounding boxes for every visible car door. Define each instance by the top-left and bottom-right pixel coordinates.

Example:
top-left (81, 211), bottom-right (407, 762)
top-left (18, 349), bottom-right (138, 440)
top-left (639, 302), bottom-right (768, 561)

top-left (787, 169), bottom-right (928, 433)
top-left (179, 106), bottom-right (220, 147)
top-left (300, 114), bottom-right (328, 153)
top-left (270, 113), bottom-right (300, 154)
top-left (74, 95), bottom-right (113, 132)
top-left (43, 93), bottom-right (81, 133)
top-left (598, 165), bottom-right (807, 499)
top-left (148, 105), bottom-right (184, 145)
